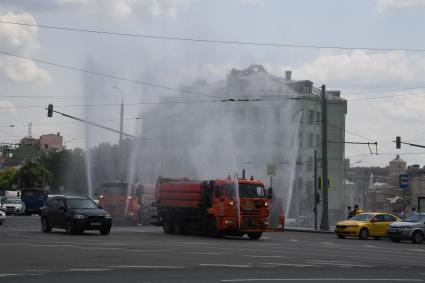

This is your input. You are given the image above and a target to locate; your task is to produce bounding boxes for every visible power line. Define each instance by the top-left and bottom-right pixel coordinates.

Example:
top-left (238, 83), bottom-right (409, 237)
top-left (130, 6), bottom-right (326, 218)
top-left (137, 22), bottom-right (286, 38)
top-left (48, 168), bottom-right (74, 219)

top-left (0, 50), bottom-right (225, 100)
top-left (1, 20), bottom-right (425, 53)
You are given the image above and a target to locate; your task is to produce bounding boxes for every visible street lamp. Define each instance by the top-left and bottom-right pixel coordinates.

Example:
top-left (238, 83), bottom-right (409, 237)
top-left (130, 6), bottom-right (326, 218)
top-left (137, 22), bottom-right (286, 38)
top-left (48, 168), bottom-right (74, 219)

top-left (113, 86), bottom-right (125, 180)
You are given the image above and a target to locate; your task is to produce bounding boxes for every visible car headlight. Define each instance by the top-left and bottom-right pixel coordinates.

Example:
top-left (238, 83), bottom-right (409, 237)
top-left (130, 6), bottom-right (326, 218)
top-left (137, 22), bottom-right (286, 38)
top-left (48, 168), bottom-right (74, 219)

top-left (74, 214), bottom-right (85, 220)
top-left (104, 214), bottom-right (111, 219)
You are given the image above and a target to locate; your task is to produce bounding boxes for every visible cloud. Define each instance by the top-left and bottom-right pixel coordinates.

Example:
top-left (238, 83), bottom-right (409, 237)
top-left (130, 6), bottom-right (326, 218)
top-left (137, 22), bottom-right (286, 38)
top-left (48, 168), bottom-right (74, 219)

top-left (0, 11), bottom-right (52, 84)
top-left (375, 0), bottom-right (425, 13)
top-left (289, 50), bottom-right (425, 86)
top-left (1, 0), bottom-right (190, 18)
top-left (147, 0), bottom-right (191, 18)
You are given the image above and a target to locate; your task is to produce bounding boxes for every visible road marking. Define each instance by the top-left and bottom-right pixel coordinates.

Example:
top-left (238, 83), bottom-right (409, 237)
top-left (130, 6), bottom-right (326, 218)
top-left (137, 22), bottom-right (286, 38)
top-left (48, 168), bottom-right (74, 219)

top-left (288, 239), bottom-right (298, 242)
top-left (244, 255), bottom-right (290, 258)
top-left (364, 245), bottom-right (377, 248)
top-left (262, 263), bottom-right (313, 268)
top-left (24, 270), bottom-right (51, 272)
top-left (184, 251), bottom-right (228, 255)
top-left (199, 264), bottom-right (251, 268)
top-left (320, 241), bottom-right (337, 245)
top-left (111, 265), bottom-right (185, 269)
top-left (0, 274), bottom-right (23, 277)
top-left (126, 249), bottom-right (171, 252)
top-left (68, 269), bottom-right (112, 272)
top-left (410, 249), bottom-right (425, 252)
top-left (305, 261), bottom-right (373, 268)
top-left (258, 243), bottom-right (282, 246)
top-left (80, 247), bottom-right (122, 250)
top-left (221, 279), bottom-right (424, 282)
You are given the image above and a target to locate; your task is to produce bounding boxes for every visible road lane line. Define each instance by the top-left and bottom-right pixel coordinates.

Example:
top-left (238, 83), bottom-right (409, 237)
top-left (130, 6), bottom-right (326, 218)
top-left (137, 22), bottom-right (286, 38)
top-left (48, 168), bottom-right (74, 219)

top-left (262, 263), bottom-right (313, 268)
top-left (184, 251), bottom-right (228, 255)
top-left (221, 279), bottom-right (424, 282)
top-left (199, 264), bottom-right (251, 268)
top-left (24, 270), bottom-right (51, 272)
top-left (244, 255), bottom-right (290, 258)
top-left (125, 249), bottom-right (171, 252)
top-left (410, 249), bottom-right (425, 252)
top-left (111, 265), bottom-right (185, 269)
top-left (68, 269), bottom-right (113, 272)
top-left (0, 274), bottom-right (23, 277)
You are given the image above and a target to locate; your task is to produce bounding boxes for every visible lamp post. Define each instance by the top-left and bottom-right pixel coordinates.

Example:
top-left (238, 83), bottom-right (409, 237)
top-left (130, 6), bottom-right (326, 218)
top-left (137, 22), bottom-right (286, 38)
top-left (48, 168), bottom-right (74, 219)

top-left (113, 86), bottom-right (125, 181)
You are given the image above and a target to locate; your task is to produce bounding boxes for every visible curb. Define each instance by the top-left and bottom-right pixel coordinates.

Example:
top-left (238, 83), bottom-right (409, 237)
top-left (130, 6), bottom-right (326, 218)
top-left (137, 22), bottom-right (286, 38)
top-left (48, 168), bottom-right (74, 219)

top-left (284, 228), bottom-right (334, 234)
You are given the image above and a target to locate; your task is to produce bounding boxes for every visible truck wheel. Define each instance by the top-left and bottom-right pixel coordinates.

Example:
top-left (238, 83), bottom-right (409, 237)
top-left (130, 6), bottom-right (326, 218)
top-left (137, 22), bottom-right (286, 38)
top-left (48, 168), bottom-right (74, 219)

top-left (41, 217), bottom-right (52, 233)
top-left (411, 231), bottom-right (424, 244)
top-left (247, 232), bottom-right (262, 240)
top-left (173, 221), bottom-right (185, 235)
top-left (208, 217), bottom-right (222, 238)
top-left (162, 217), bottom-right (174, 234)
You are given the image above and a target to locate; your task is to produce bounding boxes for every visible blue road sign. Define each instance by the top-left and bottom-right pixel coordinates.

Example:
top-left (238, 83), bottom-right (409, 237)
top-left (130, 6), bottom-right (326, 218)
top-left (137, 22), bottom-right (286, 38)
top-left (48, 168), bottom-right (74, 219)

top-left (399, 174), bottom-right (408, 189)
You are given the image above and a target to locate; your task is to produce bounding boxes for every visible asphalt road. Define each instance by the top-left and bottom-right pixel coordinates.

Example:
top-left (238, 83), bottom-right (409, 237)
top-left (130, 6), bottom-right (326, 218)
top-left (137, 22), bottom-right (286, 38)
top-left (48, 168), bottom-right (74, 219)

top-left (0, 216), bottom-right (425, 283)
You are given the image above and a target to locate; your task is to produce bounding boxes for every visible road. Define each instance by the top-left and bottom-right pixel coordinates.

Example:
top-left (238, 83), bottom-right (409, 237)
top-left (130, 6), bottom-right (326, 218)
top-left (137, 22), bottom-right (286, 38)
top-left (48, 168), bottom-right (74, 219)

top-left (0, 216), bottom-right (424, 282)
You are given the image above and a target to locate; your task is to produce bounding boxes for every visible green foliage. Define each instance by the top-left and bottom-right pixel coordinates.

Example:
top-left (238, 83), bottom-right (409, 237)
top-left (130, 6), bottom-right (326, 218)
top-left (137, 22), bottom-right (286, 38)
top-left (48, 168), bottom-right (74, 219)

top-left (0, 167), bottom-right (17, 191)
top-left (15, 161), bottom-right (52, 189)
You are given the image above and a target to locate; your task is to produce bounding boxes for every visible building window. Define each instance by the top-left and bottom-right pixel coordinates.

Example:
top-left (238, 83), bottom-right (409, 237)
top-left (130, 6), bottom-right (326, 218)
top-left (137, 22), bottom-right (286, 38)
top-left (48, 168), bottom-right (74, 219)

top-left (306, 180), bottom-right (313, 193)
top-left (316, 134), bottom-right (321, 147)
top-left (307, 110), bottom-right (314, 125)
top-left (299, 132), bottom-right (303, 147)
top-left (307, 156), bottom-right (313, 171)
top-left (316, 112), bottom-right (321, 124)
top-left (298, 177), bottom-right (303, 192)
top-left (307, 133), bottom-right (314, 147)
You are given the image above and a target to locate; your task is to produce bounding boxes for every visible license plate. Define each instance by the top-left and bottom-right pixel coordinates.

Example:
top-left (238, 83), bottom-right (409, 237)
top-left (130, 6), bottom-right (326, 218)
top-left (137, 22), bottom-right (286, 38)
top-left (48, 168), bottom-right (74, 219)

top-left (91, 222), bottom-right (102, 226)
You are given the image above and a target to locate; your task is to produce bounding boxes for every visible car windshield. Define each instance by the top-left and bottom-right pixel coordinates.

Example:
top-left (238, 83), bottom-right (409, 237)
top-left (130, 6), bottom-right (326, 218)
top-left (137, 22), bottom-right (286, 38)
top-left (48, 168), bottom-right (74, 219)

top-left (5, 199), bottom-right (21, 204)
top-left (404, 214), bottom-right (425, 223)
top-left (67, 198), bottom-right (98, 209)
top-left (350, 213), bottom-right (374, 221)
top-left (226, 183), bottom-right (266, 198)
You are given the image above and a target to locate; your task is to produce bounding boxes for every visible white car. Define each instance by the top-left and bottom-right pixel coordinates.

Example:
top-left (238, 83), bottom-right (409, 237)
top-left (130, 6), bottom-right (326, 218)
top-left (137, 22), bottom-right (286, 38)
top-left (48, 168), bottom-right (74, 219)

top-left (0, 210), bottom-right (5, 225)
top-left (1, 198), bottom-right (25, 215)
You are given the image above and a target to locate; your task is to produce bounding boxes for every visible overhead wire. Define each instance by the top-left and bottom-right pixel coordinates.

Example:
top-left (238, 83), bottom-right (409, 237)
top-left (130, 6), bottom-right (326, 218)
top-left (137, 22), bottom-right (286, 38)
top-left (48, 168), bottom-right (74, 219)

top-left (1, 20), bottom-right (425, 53)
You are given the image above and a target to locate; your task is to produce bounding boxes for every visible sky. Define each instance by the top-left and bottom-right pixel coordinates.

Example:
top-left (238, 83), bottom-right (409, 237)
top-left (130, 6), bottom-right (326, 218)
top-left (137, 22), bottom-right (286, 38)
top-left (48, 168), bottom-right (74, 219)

top-left (0, 0), bottom-right (424, 168)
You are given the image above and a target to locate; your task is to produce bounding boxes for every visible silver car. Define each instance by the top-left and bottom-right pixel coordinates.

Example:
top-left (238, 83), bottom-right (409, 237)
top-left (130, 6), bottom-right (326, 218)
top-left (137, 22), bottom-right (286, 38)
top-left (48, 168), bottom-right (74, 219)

top-left (388, 213), bottom-right (425, 244)
top-left (1, 198), bottom-right (25, 215)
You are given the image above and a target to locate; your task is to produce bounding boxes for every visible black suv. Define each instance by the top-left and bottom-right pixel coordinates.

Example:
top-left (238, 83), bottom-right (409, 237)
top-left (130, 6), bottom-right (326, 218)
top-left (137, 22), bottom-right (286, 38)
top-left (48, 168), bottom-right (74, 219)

top-left (41, 196), bottom-right (112, 235)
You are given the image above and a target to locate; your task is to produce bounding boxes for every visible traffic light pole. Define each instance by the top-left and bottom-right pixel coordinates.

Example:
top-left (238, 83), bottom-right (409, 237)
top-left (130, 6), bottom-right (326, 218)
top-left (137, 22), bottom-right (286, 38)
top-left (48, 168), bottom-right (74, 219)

top-left (320, 85), bottom-right (329, 231)
top-left (46, 106), bottom-right (134, 138)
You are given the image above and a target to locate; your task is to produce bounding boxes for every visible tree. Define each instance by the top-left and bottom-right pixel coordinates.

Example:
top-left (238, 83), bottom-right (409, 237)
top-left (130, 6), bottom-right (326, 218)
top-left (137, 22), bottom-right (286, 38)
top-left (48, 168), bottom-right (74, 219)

top-left (0, 167), bottom-right (18, 191)
top-left (14, 161), bottom-right (52, 189)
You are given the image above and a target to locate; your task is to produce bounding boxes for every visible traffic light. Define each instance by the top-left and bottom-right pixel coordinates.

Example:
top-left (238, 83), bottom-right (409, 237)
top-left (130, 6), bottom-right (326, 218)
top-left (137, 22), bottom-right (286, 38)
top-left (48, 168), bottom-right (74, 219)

top-left (396, 136), bottom-right (401, 149)
top-left (47, 104), bottom-right (53, 117)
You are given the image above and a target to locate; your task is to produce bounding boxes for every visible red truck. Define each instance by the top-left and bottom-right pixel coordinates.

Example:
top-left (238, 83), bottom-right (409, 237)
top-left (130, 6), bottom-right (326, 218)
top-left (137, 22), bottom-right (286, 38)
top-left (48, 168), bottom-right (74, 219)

top-left (152, 175), bottom-right (284, 239)
top-left (97, 181), bottom-right (139, 224)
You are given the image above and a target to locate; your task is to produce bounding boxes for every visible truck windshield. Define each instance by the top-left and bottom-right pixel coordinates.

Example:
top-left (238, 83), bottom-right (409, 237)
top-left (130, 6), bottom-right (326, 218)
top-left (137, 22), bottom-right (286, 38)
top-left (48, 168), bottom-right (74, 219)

top-left (101, 186), bottom-right (128, 196)
top-left (226, 183), bottom-right (266, 198)
top-left (21, 189), bottom-right (45, 198)
top-left (67, 199), bottom-right (99, 209)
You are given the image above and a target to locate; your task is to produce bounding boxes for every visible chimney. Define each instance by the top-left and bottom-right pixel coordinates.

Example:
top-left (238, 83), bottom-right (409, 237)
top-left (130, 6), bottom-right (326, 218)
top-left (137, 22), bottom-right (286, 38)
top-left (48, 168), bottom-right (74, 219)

top-left (285, 70), bottom-right (292, 81)
top-left (396, 155), bottom-right (400, 159)
top-left (57, 132), bottom-right (60, 136)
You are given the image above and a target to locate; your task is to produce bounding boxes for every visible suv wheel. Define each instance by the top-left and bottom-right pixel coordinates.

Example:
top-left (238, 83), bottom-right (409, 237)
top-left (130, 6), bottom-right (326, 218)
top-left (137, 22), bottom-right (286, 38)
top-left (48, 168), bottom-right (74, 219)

top-left (65, 221), bottom-right (77, 234)
top-left (41, 217), bottom-right (52, 233)
top-left (100, 226), bottom-right (111, 235)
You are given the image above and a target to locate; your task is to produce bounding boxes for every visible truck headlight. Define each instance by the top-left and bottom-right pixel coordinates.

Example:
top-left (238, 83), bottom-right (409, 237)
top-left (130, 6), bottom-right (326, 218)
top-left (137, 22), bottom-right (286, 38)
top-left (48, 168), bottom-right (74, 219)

top-left (74, 214), bottom-right (85, 220)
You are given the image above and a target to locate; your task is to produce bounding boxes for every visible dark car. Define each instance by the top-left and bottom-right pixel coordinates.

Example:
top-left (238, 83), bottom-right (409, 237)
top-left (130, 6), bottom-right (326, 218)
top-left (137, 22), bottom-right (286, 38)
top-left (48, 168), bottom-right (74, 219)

top-left (41, 196), bottom-right (112, 235)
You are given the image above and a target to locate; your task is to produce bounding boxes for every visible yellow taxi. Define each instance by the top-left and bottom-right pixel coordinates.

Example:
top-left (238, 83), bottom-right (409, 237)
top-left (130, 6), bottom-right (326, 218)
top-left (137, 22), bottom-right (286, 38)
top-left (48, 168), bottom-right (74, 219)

top-left (334, 212), bottom-right (400, 240)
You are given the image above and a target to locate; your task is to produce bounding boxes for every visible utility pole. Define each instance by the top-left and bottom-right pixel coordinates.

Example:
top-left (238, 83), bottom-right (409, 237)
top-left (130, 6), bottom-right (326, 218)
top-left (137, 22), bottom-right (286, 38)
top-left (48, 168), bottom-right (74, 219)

top-left (113, 86), bottom-right (125, 181)
top-left (314, 150), bottom-right (318, 231)
top-left (320, 85), bottom-right (329, 231)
